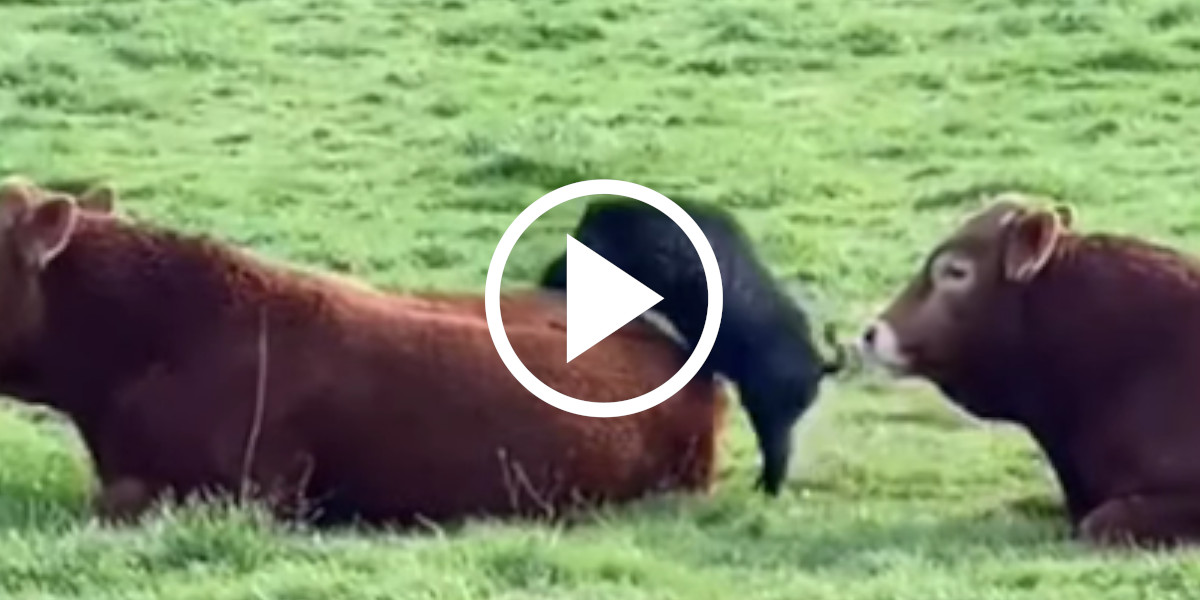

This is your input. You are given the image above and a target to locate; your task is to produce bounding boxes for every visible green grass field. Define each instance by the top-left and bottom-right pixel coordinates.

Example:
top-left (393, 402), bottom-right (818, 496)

top-left (3, 0), bottom-right (1200, 597)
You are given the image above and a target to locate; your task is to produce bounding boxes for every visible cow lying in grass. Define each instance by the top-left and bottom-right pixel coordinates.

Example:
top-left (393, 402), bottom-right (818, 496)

top-left (539, 197), bottom-right (846, 495)
top-left (861, 193), bottom-right (1200, 548)
top-left (0, 177), bottom-right (730, 526)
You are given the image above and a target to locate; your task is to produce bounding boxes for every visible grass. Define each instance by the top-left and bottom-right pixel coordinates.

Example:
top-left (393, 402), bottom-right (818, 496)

top-left (2, 0), bottom-right (1200, 597)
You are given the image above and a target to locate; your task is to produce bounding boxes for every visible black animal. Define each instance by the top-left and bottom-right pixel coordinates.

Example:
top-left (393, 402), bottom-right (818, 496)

top-left (539, 197), bottom-right (845, 495)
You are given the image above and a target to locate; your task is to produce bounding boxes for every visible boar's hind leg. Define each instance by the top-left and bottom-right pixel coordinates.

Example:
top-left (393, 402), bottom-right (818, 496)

top-left (1079, 494), bottom-right (1200, 549)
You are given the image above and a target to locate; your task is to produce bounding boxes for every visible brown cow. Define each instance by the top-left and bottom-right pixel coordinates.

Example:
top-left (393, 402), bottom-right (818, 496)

top-left (0, 177), bottom-right (731, 526)
top-left (859, 193), bottom-right (1200, 548)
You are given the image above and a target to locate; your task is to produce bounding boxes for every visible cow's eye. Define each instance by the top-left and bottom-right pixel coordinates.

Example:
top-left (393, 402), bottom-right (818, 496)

top-left (932, 254), bottom-right (974, 288)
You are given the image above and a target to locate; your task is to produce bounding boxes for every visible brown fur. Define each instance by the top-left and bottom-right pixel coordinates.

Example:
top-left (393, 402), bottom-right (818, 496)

top-left (863, 193), bottom-right (1200, 548)
top-left (0, 179), bottom-right (729, 526)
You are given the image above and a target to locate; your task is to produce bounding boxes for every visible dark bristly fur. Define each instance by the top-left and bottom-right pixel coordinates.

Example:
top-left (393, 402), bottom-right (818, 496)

top-left (0, 178), bottom-right (731, 526)
top-left (863, 193), bottom-right (1200, 548)
top-left (539, 197), bottom-right (844, 496)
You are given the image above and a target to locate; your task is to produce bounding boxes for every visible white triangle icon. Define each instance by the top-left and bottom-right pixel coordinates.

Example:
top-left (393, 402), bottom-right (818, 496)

top-left (565, 235), bottom-right (664, 363)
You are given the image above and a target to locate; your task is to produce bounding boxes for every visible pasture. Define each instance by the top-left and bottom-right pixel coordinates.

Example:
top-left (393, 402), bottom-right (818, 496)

top-left (2, 0), bottom-right (1200, 597)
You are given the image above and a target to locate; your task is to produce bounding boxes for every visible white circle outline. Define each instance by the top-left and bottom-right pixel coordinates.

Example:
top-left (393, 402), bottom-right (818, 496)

top-left (485, 179), bottom-right (724, 418)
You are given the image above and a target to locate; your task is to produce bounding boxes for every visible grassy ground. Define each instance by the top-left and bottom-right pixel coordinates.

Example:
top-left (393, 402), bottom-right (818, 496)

top-left (2, 0), bottom-right (1200, 597)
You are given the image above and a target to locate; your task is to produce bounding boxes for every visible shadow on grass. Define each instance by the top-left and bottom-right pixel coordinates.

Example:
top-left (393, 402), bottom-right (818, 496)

top-left (570, 490), bottom-right (1075, 573)
top-left (0, 480), bottom-right (1082, 598)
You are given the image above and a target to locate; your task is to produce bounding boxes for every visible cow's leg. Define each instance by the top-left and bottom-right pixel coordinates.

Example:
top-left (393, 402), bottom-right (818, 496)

top-left (246, 451), bottom-right (317, 522)
top-left (93, 476), bottom-right (160, 523)
top-left (86, 425), bottom-right (162, 524)
top-left (222, 428), bottom-right (318, 524)
top-left (1079, 494), bottom-right (1200, 548)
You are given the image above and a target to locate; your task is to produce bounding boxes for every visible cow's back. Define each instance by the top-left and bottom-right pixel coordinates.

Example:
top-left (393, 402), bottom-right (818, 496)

top-left (268, 289), bottom-right (726, 524)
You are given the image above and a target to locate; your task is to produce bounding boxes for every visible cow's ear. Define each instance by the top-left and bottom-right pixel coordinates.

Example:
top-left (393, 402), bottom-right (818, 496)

top-left (17, 194), bottom-right (79, 268)
top-left (77, 184), bottom-right (116, 215)
top-left (1003, 208), bottom-right (1066, 283)
top-left (0, 178), bottom-right (36, 227)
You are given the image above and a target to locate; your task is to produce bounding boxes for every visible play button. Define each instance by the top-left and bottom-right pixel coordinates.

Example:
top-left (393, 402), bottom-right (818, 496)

top-left (564, 235), bottom-right (663, 362)
top-left (484, 179), bottom-right (723, 419)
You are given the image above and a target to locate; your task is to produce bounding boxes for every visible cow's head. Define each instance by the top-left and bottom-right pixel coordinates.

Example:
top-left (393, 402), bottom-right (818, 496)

top-left (858, 194), bottom-right (1074, 414)
top-left (0, 177), bottom-right (115, 351)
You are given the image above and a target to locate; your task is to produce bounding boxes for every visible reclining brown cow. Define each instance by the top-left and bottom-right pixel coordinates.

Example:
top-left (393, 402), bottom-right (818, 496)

top-left (860, 193), bottom-right (1200, 548)
top-left (0, 176), bottom-right (731, 526)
